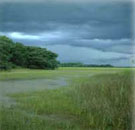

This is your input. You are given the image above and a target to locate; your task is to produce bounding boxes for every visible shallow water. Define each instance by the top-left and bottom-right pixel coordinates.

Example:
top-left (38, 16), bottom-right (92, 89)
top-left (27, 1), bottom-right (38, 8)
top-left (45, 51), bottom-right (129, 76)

top-left (0, 78), bottom-right (67, 107)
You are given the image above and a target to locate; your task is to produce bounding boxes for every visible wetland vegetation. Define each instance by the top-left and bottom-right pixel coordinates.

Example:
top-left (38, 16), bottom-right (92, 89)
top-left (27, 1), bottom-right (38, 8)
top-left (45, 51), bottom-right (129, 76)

top-left (0, 67), bottom-right (133, 130)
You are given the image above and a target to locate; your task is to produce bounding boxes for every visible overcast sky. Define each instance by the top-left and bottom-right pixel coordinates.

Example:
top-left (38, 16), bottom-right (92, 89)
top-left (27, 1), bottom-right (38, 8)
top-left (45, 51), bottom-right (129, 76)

top-left (0, 0), bottom-right (133, 66)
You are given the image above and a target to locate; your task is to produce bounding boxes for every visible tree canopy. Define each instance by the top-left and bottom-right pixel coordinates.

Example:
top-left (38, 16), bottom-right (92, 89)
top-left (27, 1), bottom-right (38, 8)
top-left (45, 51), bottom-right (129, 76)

top-left (0, 36), bottom-right (59, 70)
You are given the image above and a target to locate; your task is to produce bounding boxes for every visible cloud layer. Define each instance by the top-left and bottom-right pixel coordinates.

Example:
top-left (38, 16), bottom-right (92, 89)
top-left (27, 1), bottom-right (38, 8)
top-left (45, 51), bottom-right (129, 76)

top-left (0, 1), bottom-right (133, 66)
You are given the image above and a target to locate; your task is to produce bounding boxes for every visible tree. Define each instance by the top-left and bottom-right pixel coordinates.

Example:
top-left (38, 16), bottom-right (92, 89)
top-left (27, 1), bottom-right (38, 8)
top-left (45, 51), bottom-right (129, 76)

top-left (26, 46), bottom-right (58, 69)
top-left (0, 36), bottom-right (59, 70)
top-left (0, 36), bottom-right (14, 70)
top-left (10, 42), bottom-right (27, 67)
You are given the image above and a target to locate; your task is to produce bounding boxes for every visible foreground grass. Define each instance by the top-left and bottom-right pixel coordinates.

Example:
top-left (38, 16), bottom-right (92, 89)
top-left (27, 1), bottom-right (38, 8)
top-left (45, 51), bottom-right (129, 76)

top-left (0, 68), bottom-right (133, 130)
top-left (73, 72), bottom-right (133, 130)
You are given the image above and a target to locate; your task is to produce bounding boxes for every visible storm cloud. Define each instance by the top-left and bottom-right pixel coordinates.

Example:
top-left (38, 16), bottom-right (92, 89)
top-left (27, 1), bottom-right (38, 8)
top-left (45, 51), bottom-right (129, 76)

top-left (0, 1), bottom-right (133, 66)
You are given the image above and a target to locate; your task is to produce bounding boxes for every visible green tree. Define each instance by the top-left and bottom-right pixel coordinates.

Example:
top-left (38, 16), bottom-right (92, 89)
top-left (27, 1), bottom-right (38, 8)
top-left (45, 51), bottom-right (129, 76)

top-left (26, 46), bottom-right (58, 69)
top-left (0, 36), bottom-right (59, 70)
top-left (0, 36), bottom-right (14, 70)
top-left (10, 42), bottom-right (27, 67)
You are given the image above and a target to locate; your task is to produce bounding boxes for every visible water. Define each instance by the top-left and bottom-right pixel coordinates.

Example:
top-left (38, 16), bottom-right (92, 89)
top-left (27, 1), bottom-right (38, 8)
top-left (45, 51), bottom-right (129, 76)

top-left (0, 78), bottom-right (67, 107)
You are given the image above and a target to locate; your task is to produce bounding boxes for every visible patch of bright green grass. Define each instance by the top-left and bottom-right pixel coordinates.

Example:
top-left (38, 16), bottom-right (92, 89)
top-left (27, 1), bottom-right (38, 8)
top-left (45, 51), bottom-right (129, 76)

top-left (11, 88), bottom-right (81, 116)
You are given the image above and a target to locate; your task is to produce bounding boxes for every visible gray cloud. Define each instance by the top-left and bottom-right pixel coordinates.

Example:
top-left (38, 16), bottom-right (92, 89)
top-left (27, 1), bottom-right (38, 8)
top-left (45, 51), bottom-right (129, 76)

top-left (45, 44), bottom-right (131, 66)
top-left (0, 0), bottom-right (132, 3)
top-left (0, 31), bottom-right (132, 54)
top-left (0, 2), bottom-right (132, 38)
top-left (0, 1), bottom-right (133, 66)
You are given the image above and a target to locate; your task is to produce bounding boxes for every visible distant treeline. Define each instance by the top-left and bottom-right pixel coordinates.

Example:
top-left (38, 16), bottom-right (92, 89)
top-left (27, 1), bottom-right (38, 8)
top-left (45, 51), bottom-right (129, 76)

top-left (60, 62), bottom-right (113, 67)
top-left (0, 36), bottom-right (59, 70)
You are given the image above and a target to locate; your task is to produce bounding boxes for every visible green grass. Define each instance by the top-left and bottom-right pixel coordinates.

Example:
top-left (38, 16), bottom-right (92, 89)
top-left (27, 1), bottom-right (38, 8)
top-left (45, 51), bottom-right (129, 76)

top-left (0, 67), bottom-right (134, 130)
top-left (0, 67), bottom-right (129, 80)
top-left (72, 72), bottom-right (133, 129)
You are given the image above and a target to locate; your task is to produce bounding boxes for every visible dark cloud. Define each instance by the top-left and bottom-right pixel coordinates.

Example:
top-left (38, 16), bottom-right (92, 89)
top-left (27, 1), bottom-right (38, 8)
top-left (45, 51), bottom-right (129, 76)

top-left (0, 2), bottom-right (132, 38)
top-left (0, 1), bottom-right (133, 66)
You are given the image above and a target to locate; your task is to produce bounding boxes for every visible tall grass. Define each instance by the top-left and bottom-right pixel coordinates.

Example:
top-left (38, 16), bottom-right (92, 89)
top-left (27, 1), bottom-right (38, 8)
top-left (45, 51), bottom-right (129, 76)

top-left (0, 69), bottom-right (133, 130)
top-left (72, 71), bottom-right (133, 129)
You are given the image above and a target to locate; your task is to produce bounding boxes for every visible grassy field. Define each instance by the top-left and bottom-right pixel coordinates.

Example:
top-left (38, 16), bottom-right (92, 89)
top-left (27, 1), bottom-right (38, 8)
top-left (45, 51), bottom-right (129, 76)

top-left (0, 67), bottom-right (134, 130)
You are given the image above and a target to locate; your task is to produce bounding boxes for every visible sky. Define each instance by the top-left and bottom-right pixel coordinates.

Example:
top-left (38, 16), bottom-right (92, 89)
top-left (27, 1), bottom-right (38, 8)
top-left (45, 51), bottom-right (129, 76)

top-left (0, 0), bottom-right (133, 66)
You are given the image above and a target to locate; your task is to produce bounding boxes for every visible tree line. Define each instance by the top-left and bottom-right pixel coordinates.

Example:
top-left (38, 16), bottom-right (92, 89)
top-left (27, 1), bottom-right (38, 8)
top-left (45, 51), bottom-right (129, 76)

top-left (0, 36), bottom-right (59, 70)
top-left (60, 62), bottom-right (113, 67)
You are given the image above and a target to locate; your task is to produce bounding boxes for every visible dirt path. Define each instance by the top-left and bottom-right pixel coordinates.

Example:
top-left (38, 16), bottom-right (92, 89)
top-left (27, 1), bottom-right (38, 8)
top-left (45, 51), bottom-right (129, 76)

top-left (0, 78), bottom-right (68, 107)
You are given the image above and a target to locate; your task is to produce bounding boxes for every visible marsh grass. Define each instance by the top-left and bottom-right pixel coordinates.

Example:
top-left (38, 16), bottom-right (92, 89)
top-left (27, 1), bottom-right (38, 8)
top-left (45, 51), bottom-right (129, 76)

top-left (0, 67), bottom-right (125, 80)
top-left (71, 72), bottom-right (133, 129)
top-left (0, 68), bottom-right (133, 130)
